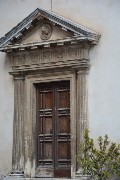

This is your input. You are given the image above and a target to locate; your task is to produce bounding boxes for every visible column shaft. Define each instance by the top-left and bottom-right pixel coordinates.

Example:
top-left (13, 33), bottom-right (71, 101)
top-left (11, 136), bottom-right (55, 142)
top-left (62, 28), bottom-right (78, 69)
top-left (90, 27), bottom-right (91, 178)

top-left (76, 68), bottom-right (89, 174)
top-left (12, 77), bottom-right (24, 175)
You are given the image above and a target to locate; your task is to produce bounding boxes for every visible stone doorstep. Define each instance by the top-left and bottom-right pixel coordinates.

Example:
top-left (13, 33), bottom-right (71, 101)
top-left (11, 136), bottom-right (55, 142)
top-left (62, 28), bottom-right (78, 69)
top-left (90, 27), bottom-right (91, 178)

top-left (3, 175), bottom-right (119, 180)
top-left (3, 173), bottom-right (90, 180)
top-left (3, 179), bottom-right (86, 180)
top-left (3, 177), bottom-right (90, 180)
top-left (3, 179), bottom-right (89, 180)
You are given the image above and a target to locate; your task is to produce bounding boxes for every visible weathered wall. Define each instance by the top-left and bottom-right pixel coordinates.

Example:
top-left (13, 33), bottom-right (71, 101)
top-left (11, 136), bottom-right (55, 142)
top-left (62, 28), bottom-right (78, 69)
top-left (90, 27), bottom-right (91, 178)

top-left (0, 0), bottom-right (120, 175)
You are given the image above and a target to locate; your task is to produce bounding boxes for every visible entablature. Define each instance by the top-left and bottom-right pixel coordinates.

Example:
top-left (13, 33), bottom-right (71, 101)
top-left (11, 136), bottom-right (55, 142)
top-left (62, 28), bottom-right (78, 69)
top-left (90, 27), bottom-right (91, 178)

top-left (9, 42), bottom-right (90, 75)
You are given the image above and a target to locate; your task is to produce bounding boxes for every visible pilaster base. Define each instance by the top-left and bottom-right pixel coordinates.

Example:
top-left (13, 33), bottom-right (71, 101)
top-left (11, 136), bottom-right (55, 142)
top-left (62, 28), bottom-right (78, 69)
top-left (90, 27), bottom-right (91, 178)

top-left (76, 175), bottom-right (90, 180)
top-left (9, 171), bottom-right (24, 178)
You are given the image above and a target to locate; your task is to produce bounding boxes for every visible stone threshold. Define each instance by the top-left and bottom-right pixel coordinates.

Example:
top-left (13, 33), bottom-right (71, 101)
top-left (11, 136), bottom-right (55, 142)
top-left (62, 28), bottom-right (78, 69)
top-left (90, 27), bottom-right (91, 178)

top-left (3, 177), bottom-right (90, 180)
top-left (3, 178), bottom-right (83, 180)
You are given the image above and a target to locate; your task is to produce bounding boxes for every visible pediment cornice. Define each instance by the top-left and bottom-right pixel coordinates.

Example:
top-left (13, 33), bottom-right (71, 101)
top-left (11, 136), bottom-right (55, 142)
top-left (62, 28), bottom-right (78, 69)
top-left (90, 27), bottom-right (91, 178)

top-left (0, 36), bottom-right (96, 53)
top-left (0, 8), bottom-right (100, 52)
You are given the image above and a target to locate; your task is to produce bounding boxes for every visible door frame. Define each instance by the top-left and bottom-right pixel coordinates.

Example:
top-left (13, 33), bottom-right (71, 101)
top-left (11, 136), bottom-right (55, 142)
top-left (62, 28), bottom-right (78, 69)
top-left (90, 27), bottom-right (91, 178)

top-left (24, 70), bottom-right (77, 178)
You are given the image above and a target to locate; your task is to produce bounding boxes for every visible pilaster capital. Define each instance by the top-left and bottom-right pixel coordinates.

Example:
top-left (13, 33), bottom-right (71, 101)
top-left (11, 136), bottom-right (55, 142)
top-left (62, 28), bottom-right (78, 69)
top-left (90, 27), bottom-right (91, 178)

top-left (9, 71), bottom-right (25, 80)
top-left (77, 66), bottom-right (90, 75)
top-left (14, 76), bottom-right (25, 81)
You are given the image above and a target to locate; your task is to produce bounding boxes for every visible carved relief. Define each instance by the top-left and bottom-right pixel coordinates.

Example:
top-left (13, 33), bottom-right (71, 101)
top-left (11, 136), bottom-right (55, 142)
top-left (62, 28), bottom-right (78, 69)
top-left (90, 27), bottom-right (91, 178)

top-left (56, 50), bottom-right (64, 60)
top-left (11, 46), bottom-right (89, 70)
top-left (68, 49), bottom-right (76, 59)
top-left (40, 23), bottom-right (52, 40)
top-left (43, 52), bottom-right (50, 62)
top-left (16, 55), bottom-right (26, 65)
top-left (31, 54), bottom-right (39, 64)
top-left (12, 55), bottom-right (25, 67)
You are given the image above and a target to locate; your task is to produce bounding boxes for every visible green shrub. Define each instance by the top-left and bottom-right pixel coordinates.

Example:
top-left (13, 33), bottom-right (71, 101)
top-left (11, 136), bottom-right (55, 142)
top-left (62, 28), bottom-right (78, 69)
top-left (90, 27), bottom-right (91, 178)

top-left (78, 129), bottom-right (120, 180)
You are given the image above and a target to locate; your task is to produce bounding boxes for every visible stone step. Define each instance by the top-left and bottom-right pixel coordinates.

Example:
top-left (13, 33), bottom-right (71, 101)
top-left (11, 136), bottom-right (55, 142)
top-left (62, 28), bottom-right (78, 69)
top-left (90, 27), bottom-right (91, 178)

top-left (3, 178), bottom-right (79, 180)
top-left (3, 177), bottom-right (89, 180)
top-left (3, 174), bottom-right (90, 180)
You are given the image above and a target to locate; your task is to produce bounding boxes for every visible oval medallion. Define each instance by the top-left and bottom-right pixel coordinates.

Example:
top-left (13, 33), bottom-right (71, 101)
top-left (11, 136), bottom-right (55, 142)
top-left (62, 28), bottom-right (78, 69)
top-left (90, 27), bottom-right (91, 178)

top-left (40, 23), bottom-right (52, 40)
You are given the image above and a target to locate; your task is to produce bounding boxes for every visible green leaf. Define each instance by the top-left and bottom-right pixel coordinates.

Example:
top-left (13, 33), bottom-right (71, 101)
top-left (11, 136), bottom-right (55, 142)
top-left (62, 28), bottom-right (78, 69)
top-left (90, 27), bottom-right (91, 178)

top-left (77, 128), bottom-right (120, 179)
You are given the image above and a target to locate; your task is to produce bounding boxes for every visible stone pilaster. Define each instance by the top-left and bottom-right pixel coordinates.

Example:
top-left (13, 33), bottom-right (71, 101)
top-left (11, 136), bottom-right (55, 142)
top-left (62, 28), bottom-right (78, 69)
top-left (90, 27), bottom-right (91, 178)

top-left (76, 67), bottom-right (89, 176)
top-left (11, 76), bottom-right (25, 177)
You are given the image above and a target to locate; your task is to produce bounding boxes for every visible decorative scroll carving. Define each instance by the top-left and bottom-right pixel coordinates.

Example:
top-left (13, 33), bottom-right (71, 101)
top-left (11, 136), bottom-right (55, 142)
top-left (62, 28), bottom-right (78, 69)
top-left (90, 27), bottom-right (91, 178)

top-left (40, 23), bottom-right (52, 40)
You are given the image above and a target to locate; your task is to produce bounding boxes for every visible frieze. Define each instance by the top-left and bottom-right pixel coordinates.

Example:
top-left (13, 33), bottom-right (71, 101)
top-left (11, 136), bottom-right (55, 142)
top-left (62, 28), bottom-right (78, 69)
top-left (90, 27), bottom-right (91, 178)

top-left (56, 50), bottom-right (64, 60)
top-left (15, 55), bottom-right (26, 65)
top-left (31, 54), bottom-right (39, 64)
top-left (43, 52), bottom-right (50, 62)
top-left (10, 46), bottom-right (89, 71)
top-left (68, 49), bottom-right (76, 59)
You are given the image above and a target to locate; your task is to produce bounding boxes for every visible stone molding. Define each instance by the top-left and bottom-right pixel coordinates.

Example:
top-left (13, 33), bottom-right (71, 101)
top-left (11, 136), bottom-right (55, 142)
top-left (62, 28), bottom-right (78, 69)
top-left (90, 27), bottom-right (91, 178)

top-left (9, 44), bottom-right (90, 73)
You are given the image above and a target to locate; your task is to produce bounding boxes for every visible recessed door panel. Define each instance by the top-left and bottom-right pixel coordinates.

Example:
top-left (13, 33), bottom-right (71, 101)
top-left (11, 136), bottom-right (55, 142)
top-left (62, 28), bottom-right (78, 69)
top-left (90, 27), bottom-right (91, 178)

top-left (36, 81), bottom-right (71, 178)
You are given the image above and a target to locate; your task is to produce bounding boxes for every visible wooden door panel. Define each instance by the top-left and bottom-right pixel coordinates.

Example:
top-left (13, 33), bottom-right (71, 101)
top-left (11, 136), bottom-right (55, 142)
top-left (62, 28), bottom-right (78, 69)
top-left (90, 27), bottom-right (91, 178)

top-left (44, 142), bottom-right (53, 159)
top-left (58, 91), bottom-right (68, 108)
top-left (43, 117), bottom-right (52, 134)
top-left (36, 81), bottom-right (71, 178)
top-left (55, 82), bottom-right (71, 177)
top-left (36, 84), bottom-right (54, 177)
top-left (38, 142), bottom-right (53, 165)
top-left (59, 142), bottom-right (68, 159)
top-left (59, 116), bottom-right (70, 133)
top-left (44, 91), bottom-right (53, 109)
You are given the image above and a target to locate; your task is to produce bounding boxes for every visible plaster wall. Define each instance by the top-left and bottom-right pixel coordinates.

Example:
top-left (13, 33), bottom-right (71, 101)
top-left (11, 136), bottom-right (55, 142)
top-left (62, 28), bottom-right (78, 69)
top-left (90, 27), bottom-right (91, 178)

top-left (0, 0), bottom-right (120, 176)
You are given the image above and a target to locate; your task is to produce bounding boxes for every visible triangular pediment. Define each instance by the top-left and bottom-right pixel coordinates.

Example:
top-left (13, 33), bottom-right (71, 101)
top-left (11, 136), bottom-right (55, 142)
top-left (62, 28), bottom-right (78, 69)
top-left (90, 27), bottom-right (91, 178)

top-left (0, 8), bottom-right (100, 52)
top-left (18, 20), bottom-right (74, 44)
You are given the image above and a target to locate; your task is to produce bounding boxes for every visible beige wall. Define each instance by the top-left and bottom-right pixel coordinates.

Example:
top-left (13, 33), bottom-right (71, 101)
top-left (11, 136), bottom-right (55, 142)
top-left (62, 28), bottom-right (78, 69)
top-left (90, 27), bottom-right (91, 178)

top-left (0, 0), bottom-right (120, 175)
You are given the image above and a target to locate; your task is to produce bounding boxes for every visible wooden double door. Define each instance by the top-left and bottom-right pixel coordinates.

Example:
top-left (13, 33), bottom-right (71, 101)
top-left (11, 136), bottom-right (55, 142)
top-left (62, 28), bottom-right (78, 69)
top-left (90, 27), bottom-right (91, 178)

top-left (36, 81), bottom-right (71, 178)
